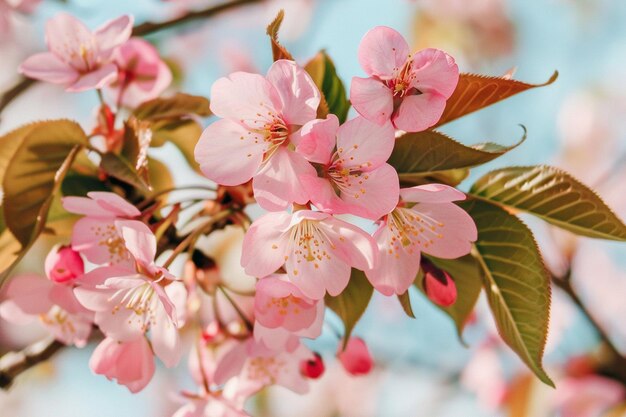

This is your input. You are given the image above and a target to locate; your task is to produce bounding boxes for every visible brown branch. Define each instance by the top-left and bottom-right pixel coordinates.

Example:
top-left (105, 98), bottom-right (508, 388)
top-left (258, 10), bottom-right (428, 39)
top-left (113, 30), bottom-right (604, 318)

top-left (0, 338), bottom-right (64, 390)
top-left (0, 0), bottom-right (263, 122)
top-left (552, 272), bottom-right (626, 386)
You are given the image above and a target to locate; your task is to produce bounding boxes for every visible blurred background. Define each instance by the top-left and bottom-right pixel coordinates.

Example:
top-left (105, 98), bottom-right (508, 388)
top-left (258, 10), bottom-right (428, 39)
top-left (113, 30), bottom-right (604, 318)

top-left (1, 0), bottom-right (626, 416)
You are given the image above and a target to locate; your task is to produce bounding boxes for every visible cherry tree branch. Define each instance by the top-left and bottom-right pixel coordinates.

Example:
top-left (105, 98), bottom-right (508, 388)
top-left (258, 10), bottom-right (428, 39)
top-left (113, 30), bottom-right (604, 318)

top-left (0, 0), bottom-right (263, 121)
top-left (0, 338), bottom-right (64, 390)
top-left (552, 271), bottom-right (626, 386)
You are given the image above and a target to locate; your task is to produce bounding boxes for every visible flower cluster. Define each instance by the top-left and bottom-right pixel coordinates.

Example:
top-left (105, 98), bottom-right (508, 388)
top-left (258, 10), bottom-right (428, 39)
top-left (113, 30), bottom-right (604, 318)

top-left (1, 17), bottom-right (477, 416)
top-left (19, 13), bottom-right (171, 106)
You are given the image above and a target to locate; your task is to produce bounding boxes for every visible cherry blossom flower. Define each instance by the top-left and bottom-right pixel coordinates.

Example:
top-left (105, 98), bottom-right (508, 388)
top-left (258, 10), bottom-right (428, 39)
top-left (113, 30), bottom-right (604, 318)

top-left (0, 247), bottom-right (92, 347)
top-left (19, 13), bottom-right (133, 92)
top-left (90, 336), bottom-right (155, 393)
top-left (337, 337), bottom-right (374, 376)
top-left (298, 115), bottom-right (399, 220)
top-left (351, 26), bottom-right (458, 132)
top-left (75, 220), bottom-right (187, 367)
top-left (365, 184), bottom-right (477, 296)
top-left (194, 59), bottom-right (321, 210)
top-left (253, 274), bottom-right (324, 350)
top-left (62, 192), bottom-right (141, 266)
top-left (241, 210), bottom-right (377, 300)
top-left (214, 338), bottom-right (315, 394)
top-left (553, 375), bottom-right (626, 417)
top-left (104, 37), bottom-right (172, 108)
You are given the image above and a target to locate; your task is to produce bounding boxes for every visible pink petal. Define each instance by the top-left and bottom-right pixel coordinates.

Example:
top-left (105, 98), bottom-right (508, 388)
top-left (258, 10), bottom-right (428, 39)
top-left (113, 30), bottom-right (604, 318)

top-left (337, 163), bottom-right (399, 220)
top-left (195, 119), bottom-right (265, 186)
top-left (0, 274), bottom-right (53, 317)
top-left (392, 92), bottom-right (447, 132)
top-left (365, 223), bottom-right (420, 296)
top-left (213, 341), bottom-right (248, 386)
top-left (337, 337), bottom-right (373, 376)
top-left (294, 115), bottom-right (339, 164)
top-left (412, 48), bottom-right (459, 98)
top-left (93, 15), bottom-right (134, 53)
top-left (350, 76), bottom-right (393, 125)
top-left (321, 216), bottom-right (378, 272)
top-left (115, 220), bottom-right (156, 266)
top-left (357, 26), bottom-right (410, 78)
top-left (301, 174), bottom-right (348, 214)
top-left (266, 59), bottom-right (320, 125)
top-left (90, 336), bottom-right (155, 393)
top-left (335, 116), bottom-right (395, 169)
top-left (151, 303), bottom-right (182, 368)
top-left (410, 202), bottom-right (477, 258)
top-left (252, 147), bottom-right (316, 211)
top-left (19, 52), bottom-right (77, 85)
top-left (44, 246), bottom-right (84, 284)
top-left (241, 211), bottom-right (292, 278)
top-left (45, 13), bottom-right (93, 67)
top-left (90, 192), bottom-right (141, 217)
top-left (66, 63), bottom-right (118, 92)
top-left (209, 71), bottom-right (281, 123)
top-left (400, 184), bottom-right (466, 204)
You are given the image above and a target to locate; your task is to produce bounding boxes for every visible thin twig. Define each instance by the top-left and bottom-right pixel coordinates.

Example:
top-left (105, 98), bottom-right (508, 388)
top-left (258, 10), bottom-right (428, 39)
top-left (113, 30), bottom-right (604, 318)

top-left (552, 272), bottom-right (626, 385)
top-left (0, 338), bottom-right (64, 390)
top-left (0, 0), bottom-right (263, 121)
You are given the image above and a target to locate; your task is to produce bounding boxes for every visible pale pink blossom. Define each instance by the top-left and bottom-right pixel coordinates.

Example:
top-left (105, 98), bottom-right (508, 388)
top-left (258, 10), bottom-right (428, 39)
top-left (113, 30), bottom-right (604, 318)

top-left (253, 274), bottom-right (324, 350)
top-left (62, 192), bottom-right (141, 266)
top-left (90, 336), bottom-right (155, 393)
top-left (75, 220), bottom-right (186, 367)
top-left (194, 59), bottom-right (321, 210)
top-left (0, 246), bottom-right (92, 347)
top-left (365, 184), bottom-right (477, 296)
top-left (298, 115), bottom-right (399, 219)
top-left (104, 37), bottom-right (172, 108)
top-left (351, 26), bottom-right (458, 132)
top-left (242, 210), bottom-right (377, 300)
top-left (337, 337), bottom-right (373, 376)
top-left (553, 375), bottom-right (626, 417)
top-left (214, 338), bottom-right (315, 394)
top-left (19, 13), bottom-right (133, 91)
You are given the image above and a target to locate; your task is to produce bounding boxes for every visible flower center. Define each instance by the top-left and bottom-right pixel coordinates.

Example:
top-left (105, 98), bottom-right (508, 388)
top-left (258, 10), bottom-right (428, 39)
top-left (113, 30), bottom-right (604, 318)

top-left (92, 223), bottom-right (130, 264)
top-left (266, 294), bottom-right (309, 316)
top-left (385, 59), bottom-right (421, 99)
top-left (110, 282), bottom-right (158, 332)
top-left (387, 207), bottom-right (445, 255)
top-left (289, 220), bottom-right (335, 275)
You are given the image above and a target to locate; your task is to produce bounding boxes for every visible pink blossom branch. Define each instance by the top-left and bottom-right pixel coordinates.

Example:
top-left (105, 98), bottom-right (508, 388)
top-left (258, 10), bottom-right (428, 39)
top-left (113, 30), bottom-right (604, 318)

top-left (0, 338), bottom-right (64, 390)
top-left (0, 0), bottom-right (263, 122)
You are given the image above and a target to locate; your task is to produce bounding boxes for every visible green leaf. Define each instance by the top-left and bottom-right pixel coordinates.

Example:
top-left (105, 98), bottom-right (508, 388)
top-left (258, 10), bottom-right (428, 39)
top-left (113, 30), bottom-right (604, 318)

top-left (305, 51), bottom-right (351, 123)
top-left (133, 93), bottom-right (211, 121)
top-left (0, 228), bottom-right (21, 274)
top-left (461, 199), bottom-right (553, 386)
top-left (147, 157), bottom-right (173, 194)
top-left (325, 269), bottom-right (373, 348)
top-left (152, 120), bottom-right (203, 172)
top-left (417, 255), bottom-right (483, 342)
top-left (435, 71), bottom-right (558, 127)
top-left (266, 9), bottom-right (294, 61)
top-left (389, 129), bottom-right (524, 186)
top-left (2, 120), bottom-right (87, 246)
top-left (100, 152), bottom-right (149, 191)
top-left (397, 290), bottom-right (416, 318)
top-left (62, 173), bottom-right (110, 197)
top-left (470, 165), bottom-right (626, 241)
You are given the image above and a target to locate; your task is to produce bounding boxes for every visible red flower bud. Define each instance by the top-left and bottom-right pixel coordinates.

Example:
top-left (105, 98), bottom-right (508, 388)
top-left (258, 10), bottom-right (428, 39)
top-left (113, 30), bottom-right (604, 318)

top-left (44, 245), bottom-right (84, 284)
top-left (422, 260), bottom-right (457, 307)
top-left (300, 352), bottom-right (325, 379)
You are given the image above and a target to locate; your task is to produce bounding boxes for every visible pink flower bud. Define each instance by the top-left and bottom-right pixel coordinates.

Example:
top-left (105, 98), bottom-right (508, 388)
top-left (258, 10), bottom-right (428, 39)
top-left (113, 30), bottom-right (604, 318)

top-left (300, 352), bottom-right (325, 379)
top-left (44, 245), bottom-right (85, 284)
top-left (337, 337), bottom-right (373, 376)
top-left (422, 260), bottom-right (457, 307)
top-left (201, 321), bottom-right (223, 344)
